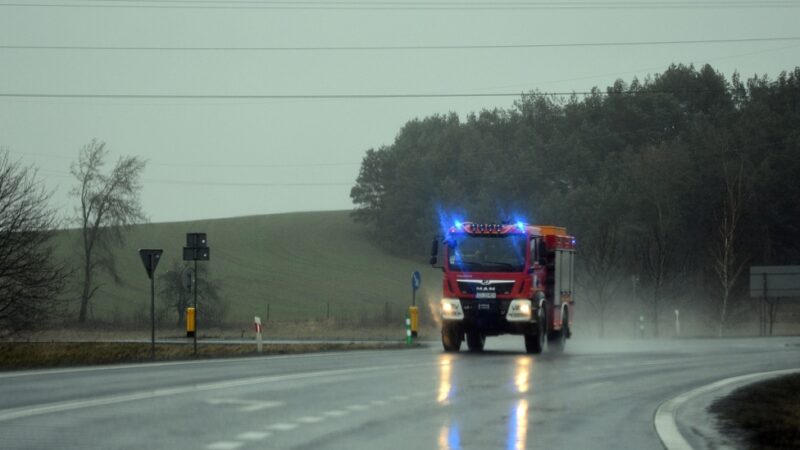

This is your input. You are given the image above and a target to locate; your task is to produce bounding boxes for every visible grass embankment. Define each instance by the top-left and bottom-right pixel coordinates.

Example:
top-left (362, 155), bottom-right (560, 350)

top-left (710, 373), bottom-right (800, 450)
top-left (0, 341), bottom-right (415, 371)
top-left (52, 210), bottom-right (442, 325)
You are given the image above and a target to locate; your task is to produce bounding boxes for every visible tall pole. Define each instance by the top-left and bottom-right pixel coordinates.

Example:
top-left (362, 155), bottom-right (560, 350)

top-left (193, 259), bottom-right (198, 355)
top-left (762, 272), bottom-right (768, 337)
top-left (150, 254), bottom-right (155, 361)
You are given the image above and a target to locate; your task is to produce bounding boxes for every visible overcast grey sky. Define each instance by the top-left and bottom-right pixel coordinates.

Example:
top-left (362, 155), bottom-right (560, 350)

top-left (1, 1), bottom-right (798, 223)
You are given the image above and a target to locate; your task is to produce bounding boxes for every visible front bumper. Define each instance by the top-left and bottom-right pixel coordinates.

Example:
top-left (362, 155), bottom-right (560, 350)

top-left (443, 298), bottom-right (538, 336)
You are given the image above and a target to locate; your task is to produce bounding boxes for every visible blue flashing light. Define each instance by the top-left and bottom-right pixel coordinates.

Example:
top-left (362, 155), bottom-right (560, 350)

top-left (454, 220), bottom-right (463, 229)
top-left (516, 221), bottom-right (525, 231)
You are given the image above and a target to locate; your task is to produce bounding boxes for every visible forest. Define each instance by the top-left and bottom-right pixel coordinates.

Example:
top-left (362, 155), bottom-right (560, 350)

top-left (351, 64), bottom-right (800, 337)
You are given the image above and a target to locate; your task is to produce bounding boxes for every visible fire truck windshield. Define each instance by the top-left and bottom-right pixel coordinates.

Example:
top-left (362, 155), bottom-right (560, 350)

top-left (447, 234), bottom-right (527, 273)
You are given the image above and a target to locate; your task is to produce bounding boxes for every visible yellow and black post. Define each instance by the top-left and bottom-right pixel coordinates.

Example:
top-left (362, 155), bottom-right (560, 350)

top-left (186, 307), bottom-right (196, 338)
top-left (408, 306), bottom-right (418, 338)
top-left (410, 270), bottom-right (421, 337)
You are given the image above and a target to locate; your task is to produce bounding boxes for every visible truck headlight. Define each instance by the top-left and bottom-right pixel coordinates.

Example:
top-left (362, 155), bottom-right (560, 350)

top-left (506, 299), bottom-right (533, 322)
top-left (441, 298), bottom-right (464, 320)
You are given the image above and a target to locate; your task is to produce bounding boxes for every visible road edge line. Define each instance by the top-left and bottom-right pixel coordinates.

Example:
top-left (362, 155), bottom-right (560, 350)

top-left (654, 367), bottom-right (800, 450)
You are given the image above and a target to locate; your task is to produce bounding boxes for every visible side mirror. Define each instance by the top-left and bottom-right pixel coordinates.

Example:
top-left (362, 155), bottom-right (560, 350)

top-left (429, 238), bottom-right (439, 266)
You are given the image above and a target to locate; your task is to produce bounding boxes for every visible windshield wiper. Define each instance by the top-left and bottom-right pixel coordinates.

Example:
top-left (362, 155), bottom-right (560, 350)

top-left (482, 261), bottom-right (515, 269)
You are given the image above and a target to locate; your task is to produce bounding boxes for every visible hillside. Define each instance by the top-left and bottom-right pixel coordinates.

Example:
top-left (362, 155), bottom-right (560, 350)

top-left (53, 210), bottom-right (441, 327)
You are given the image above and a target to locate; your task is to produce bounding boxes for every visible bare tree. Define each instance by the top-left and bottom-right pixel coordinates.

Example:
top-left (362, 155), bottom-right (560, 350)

top-left (710, 158), bottom-right (750, 337)
top-left (0, 149), bottom-right (65, 337)
top-left (632, 144), bottom-right (689, 338)
top-left (553, 181), bottom-right (627, 337)
top-left (158, 259), bottom-right (225, 327)
top-left (71, 140), bottom-right (146, 323)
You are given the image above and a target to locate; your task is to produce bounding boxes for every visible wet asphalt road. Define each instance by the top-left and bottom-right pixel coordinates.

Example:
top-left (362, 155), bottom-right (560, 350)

top-left (1, 336), bottom-right (798, 450)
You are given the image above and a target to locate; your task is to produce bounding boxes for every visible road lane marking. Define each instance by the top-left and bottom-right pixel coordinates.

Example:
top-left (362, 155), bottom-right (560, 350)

top-left (346, 404), bottom-right (370, 411)
top-left (237, 431), bottom-right (271, 441)
top-left (297, 416), bottom-right (324, 423)
top-left (206, 398), bottom-right (283, 412)
top-left (323, 409), bottom-right (349, 417)
top-left (654, 368), bottom-right (800, 450)
top-left (268, 423), bottom-right (298, 431)
top-left (0, 362), bottom-right (431, 423)
top-left (206, 441), bottom-right (243, 450)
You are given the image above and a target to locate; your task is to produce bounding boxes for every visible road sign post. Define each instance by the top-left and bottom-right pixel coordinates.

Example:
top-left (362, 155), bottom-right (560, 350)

top-left (183, 233), bottom-right (209, 356)
top-left (138, 249), bottom-right (163, 360)
top-left (750, 266), bottom-right (800, 336)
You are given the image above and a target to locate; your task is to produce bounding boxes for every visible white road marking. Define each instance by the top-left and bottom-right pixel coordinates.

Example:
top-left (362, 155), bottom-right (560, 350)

top-left (206, 398), bottom-right (283, 412)
top-left (323, 409), bottom-right (349, 417)
top-left (346, 404), bottom-right (370, 411)
top-left (237, 431), bottom-right (271, 441)
top-left (206, 441), bottom-right (243, 450)
top-left (297, 416), bottom-right (324, 423)
top-left (269, 422), bottom-right (298, 431)
top-left (654, 368), bottom-right (800, 450)
top-left (0, 362), bottom-right (431, 423)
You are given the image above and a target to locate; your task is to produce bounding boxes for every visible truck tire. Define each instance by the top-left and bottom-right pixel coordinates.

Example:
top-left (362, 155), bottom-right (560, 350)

top-left (548, 311), bottom-right (568, 353)
top-left (525, 306), bottom-right (546, 354)
top-left (442, 323), bottom-right (462, 353)
top-left (466, 331), bottom-right (485, 352)
top-left (524, 331), bottom-right (543, 354)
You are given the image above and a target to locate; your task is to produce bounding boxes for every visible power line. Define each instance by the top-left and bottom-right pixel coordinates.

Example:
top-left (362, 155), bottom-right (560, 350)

top-left (1, 1), bottom-right (798, 10)
top-left (142, 178), bottom-right (354, 187)
top-left (3, 36), bottom-right (799, 52)
top-left (13, 150), bottom-right (360, 168)
top-left (36, 169), bottom-right (356, 186)
top-left (0, 89), bottom-right (743, 100)
top-left (0, 92), bottom-right (546, 100)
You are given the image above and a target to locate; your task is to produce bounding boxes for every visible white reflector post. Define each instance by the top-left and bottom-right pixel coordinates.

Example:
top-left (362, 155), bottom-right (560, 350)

top-left (254, 316), bottom-right (263, 353)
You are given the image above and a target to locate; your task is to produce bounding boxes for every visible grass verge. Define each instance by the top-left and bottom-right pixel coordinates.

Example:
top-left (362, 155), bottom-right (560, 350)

top-left (0, 341), bottom-right (415, 371)
top-left (709, 373), bottom-right (800, 450)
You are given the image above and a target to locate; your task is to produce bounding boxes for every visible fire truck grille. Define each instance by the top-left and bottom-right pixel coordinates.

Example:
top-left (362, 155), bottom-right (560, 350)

top-left (458, 281), bottom-right (515, 295)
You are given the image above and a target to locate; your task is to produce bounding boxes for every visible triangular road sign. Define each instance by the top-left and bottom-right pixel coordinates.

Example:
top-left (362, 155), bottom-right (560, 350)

top-left (139, 249), bottom-right (163, 279)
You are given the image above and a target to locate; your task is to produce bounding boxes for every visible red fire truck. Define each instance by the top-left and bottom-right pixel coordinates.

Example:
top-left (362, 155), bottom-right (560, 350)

top-left (429, 221), bottom-right (575, 354)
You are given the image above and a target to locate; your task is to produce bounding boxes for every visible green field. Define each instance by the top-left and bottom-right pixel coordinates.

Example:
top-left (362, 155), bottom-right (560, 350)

top-left (53, 210), bottom-right (441, 328)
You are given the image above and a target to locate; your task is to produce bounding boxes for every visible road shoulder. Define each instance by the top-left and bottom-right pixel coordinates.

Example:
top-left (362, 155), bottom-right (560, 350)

top-left (654, 368), bottom-right (800, 450)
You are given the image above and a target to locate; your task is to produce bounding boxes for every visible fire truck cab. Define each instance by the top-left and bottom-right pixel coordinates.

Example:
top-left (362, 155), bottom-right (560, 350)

top-left (430, 221), bottom-right (575, 354)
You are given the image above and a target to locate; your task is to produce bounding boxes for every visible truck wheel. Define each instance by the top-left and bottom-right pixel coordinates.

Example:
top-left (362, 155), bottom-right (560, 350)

top-left (548, 330), bottom-right (565, 353)
top-left (442, 323), bottom-right (462, 353)
top-left (524, 332), bottom-right (543, 354)
top-left (548, 312), bottom-right (568, 353)
top-left (525, 307), bottom-right (546, 354)
top-left (466, 332), bottom-right (485, 352)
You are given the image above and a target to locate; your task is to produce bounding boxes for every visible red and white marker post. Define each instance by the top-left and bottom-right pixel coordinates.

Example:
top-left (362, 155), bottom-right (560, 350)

top-left (254, 316), bottom-right (263, 353)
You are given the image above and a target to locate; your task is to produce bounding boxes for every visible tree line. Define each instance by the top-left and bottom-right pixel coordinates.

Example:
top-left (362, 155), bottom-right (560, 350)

top-left (351, 64), bottom-right (800, 336)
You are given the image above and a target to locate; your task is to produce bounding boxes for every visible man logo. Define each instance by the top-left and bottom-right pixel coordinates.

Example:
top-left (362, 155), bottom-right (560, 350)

top-left (481, 280), bottom-right (492, 285)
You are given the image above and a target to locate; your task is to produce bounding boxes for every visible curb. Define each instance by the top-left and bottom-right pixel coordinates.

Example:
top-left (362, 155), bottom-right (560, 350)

top-left (654, 367), bottom-right (800, 450)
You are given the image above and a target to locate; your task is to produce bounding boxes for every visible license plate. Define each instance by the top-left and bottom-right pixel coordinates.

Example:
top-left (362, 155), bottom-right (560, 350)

top-left (476, 292), bottom-right (496, 299)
